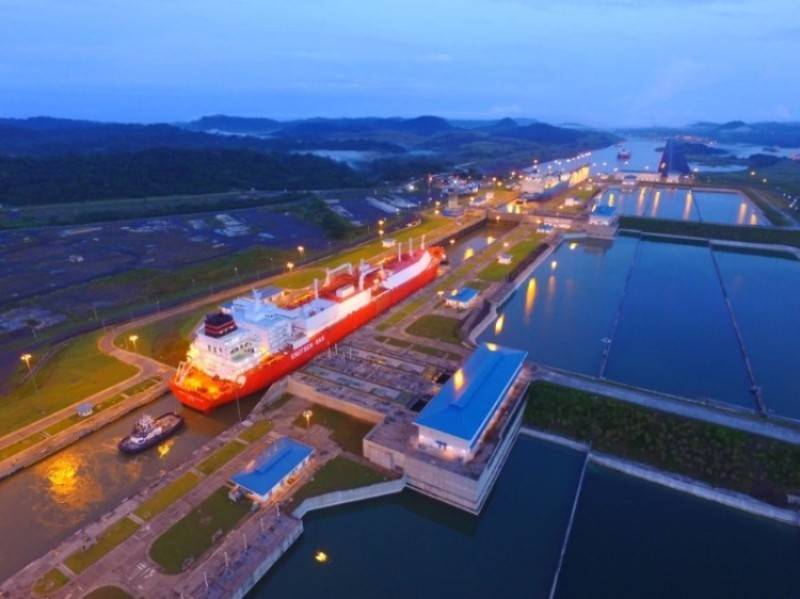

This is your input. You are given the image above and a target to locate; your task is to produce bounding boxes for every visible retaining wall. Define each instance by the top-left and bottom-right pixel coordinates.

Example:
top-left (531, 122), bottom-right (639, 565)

top-left (0, 382), bottom-right (169, 480)
top-left (292, 477), bottom-right (406, 519)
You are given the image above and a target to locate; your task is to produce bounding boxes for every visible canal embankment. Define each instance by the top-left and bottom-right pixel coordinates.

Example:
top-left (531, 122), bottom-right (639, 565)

top-left (521, 377), bottom-right (800, 524)
top-left (0, 379), bottom-right (169, 480)
top-left (520, 426), bottom-right (800, 528)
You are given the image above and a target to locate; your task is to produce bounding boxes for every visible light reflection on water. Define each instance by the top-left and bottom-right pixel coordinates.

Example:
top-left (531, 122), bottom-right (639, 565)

top-left (0, 392), bottom-right (259, 582)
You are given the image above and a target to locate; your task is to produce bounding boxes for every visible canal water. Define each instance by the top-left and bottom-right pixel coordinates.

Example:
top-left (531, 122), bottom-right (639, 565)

top-left (248, 437), bottom-right (800, 598)
top-left (597, 186), bottom-right (764, 225)
top-left (480, 236), bottom-right (799, 417)
top-left (0, 392), bottom-right (258, 582)
top-left (445, 222), bottom-right (513, 267)
top-left (249, 437), bottom-right (584, 599)
top-left (557, 464), bottom-right (800, 598)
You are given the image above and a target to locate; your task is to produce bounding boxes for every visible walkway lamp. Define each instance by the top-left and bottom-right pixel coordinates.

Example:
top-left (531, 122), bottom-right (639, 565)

top-left (302, 409), bottom-right (313, 429)
top-left (129, 334), bottom-right (139, 351)
top-left (287, 262), bottom-right (295, 272)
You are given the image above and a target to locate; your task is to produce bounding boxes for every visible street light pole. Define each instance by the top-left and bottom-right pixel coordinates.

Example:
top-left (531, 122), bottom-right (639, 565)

top-left (21, 353), bottom-right (39, 394)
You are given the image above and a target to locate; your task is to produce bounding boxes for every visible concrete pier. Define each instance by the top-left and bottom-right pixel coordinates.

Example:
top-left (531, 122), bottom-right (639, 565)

top-left (548, 452), bottom-right (590, 599)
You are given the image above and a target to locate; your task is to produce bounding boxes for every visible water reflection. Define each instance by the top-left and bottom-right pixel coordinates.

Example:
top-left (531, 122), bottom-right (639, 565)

top-left (494, 313), bottom-right (505, 335)
top-left (524, 278), bottom-right (537, 323)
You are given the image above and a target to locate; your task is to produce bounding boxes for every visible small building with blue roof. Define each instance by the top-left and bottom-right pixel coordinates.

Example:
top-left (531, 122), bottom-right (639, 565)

top-left (444, 287), bottom-right (480, 310)
top-left (414, 343), bottom-right (527, 460)
top-left (589, 203), bottom-right (619, 227)
top-left (231, 437), bottom-right (313, 502)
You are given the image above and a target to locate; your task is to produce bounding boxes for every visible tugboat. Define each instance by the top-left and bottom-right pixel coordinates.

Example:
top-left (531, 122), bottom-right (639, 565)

top-left (118, 413), bottom-right (184, 454)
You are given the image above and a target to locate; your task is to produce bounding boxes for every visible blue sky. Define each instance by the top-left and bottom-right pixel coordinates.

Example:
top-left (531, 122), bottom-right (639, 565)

top-left (0, 0), bottom-right (797, 125)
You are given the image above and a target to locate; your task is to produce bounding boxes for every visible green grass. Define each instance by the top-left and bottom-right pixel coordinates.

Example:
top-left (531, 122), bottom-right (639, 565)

top-left (466, 279), bottom-right (491, 291)
top-left (292, 405), bottom-right (374, 455)
top-left (64, 517), bottom-right (140, 575)
top-left (619, 217), bottom-right (800, 247)
top-left (116, 303), bottom-right (214, 367)
top-left (82, 586), bottom-right (134, 599)
top-left (525, 382), bottom-right (800, 506)
top-left (0, 431), bottom-right (48, 461)
top-left (32, 568), bottom-right (70, 596)
top-left (478, 236), bottom-right (544, 281)
top-left (288, 456), bottom-right (389, 512)
top-left (134, 472), bottom-right (201, 521)
top-left (239, 419), bottom-right (273, 443)
top-left (0, 333), bottom-right (137, 437)
top-left (377, 295), bottom-right (429, 331)
top-left (405, 314), bottom-right (463, 345)
top-left (196, 440), bottom-right (248, 476)
top-left (149, 486), bottom-right (251, 574)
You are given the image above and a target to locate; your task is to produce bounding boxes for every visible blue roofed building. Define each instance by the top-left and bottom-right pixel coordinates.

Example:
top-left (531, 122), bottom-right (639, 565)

top-left (231, 437), bottom-right (313, 502)
top-left (444, 286), bottom-right (480, 310)
top-left (414, 343), bottom-right (527, 460)
top-left (588, 203), bottom-right (619, 227)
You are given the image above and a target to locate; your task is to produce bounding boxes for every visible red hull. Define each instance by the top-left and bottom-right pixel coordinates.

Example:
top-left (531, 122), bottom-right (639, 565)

top-left (170, 254), bottom-right (441, 412)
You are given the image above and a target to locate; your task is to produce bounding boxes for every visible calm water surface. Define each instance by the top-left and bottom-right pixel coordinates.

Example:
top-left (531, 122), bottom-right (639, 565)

top-left (599, 186), bottom-right (763, 225)
top-left (250, 438), bottom-right (800, 598)
top-left (481, 237), bottom-right (798, 416)
top-left (249, 437), bottom-right (584, 599)
top-left (604, 240), bottom-right (755, 408)
top-left (557, 465), bottom-right (800, 598)
top-left (715, 249), bottom-right (800, 418)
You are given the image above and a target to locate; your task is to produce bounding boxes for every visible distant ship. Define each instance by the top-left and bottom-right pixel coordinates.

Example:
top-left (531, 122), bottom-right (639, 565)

top-left (118, 413), bottom-right (184, 454)
top-left (170, 240), bottom-right (445, 412)
top-left (617, 149), bottom-right (631, 160)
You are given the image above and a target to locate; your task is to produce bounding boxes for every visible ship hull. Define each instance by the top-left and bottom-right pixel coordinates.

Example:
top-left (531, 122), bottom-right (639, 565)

top-left (170, 253), bottom-right (441, 412)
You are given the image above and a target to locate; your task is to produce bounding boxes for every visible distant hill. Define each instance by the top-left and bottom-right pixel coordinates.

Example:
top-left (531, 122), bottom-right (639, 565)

top-left (625, 121), bottom-right (800, 148)
top-left (183, 114), bottom-right (282, 135)
top-left (0, 113), bottom-right (621, 204)
top-left (0, 148), bottom-right (363, 206)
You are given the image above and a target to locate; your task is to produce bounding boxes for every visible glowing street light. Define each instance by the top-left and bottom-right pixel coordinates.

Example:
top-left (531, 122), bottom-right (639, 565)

top-left (302, 409), bottom-right (313, 428)
top-left (287, 262), bottom-right (295, 272)
top-left (297, 245), bottom-right (305, 256)
top-left (20, 353), bottom-right (38, 393)
top-left (129, 334), bottom-right (139, 351)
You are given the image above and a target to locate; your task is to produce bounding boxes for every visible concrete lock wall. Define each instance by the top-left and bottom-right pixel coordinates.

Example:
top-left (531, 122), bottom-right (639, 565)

top-left (286, 377), bottom-right (385, 424)
top-left (292, 477), bottom-right (407, 519)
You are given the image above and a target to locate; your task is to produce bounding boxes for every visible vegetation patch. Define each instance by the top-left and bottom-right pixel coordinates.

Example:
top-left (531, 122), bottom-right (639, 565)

top-left (82, 586), bottom-right (134, 599)
top-left (377, 295), bottom-right (428, 330)
top-left (196, 440), bottom-right (248, 476)
top-left (149, 486), bottom-right (251, 574)
top-left (134, 472), bottom-right (201, 521)
top-left (288, 456), bottom-right (389, 512)
top-left (619, 217), bottom-right (800, 247)
top-left (525, 382), bottom-right (800, 506)
top-left (293, 404), bottom-right (374, 455)
top-left (239, 419), bottom-right (274, 443)
top-left (64, 517), bottom-right (140, 575)
top-left (32, 568), bottom-right (70, 596)
top-left (406, 314), bottom-right (463, 345)
top-left (478, 236), bottom-right (544, 281)
top-left (0, 332), bottom-right (137, 436)
top-left (0, 432), bottom-right (48, 461)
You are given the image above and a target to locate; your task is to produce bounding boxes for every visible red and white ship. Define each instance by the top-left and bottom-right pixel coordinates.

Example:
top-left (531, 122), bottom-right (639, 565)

top-left (170, 238), bottom-right (445, 412)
